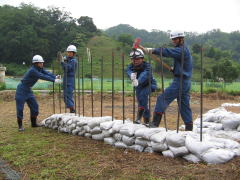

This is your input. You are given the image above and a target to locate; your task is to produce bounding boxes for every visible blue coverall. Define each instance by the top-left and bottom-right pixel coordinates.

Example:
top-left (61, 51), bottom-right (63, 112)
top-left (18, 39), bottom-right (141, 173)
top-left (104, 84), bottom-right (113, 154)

top-left (152, 45), bottom-right (193, 124)
top-left (61, 57), bottom-right (77, 108)
top-left (15, 66), bottom-right (56, 120)
top-left (127, 61), bottom-right (157, 119)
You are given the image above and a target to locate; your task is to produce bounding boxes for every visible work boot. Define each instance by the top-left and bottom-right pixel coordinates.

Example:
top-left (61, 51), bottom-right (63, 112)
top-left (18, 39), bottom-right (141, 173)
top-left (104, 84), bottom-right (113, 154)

top-left (143, 117), bottom-right (150, 126)
top-left (149, 112), bottom-right (162, 128)
top-left (133, 108), bottom-right (144, 124)
top-left (31, 116), bottom-right (41, 127)
top-left (185, 122), bottom-right (193, 131)
top-left (17, 118), bottom-right (24, 131)
top-left (70, 107), bottom-right (76, 113)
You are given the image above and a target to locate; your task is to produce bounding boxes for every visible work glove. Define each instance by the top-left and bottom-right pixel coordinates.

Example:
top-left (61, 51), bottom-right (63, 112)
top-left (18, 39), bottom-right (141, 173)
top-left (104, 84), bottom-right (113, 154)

top-left (132, 79), bottom-right (138, 87)
top-left (145, 48), bottom-right (154, 54)
top-left (130, 73), bottom-right (137, 80)
top-left (54, 79), bottom-right (62, 84)
top-left (56, 75), bottom-right (61, 79)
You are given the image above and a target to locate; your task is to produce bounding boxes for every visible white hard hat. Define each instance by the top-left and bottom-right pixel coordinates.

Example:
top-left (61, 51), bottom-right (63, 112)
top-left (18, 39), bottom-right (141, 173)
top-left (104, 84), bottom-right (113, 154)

top-left (66, 45), bottom-right (77, 52)
top-left (32, 55), bottom-right (44, 63)
top-left (129, 48), bottom-right (144, 59)
top-left (170, 30), bottom-right (185, 39)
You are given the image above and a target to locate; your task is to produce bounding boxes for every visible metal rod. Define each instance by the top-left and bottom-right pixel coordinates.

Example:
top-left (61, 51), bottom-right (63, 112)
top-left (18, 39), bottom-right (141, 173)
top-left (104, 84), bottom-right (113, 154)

top-left (64, 64), bottom-right (67, 113)
top-left (90, 53), bottom-right (94, 117)
top-left (78, 56), bottom-right (80, 116)
top-left (148, 54), bottom-right (152, 126)
top-left (74, 56), bottom-right (77, 116)
top-left (177, 45), bottom-right (185, 133)
top-left (122, 53), bottom-right (125, 123)
top-left (57, 52), bottom-right (62, 114)
top-left (200, 46), bottom-right (203, 141)
top-left (82, 54), bottom-right (85, 116)
top-left (52, 63), bottom-right (55, 114)
top-left (160, 47), bottom-right (168, 131)
top-left (101, 56), bottom-right (103, 117)
top-left (112, 50), bottom-right (115, 121)
top-left (133, 86), bottom-right (136, 122)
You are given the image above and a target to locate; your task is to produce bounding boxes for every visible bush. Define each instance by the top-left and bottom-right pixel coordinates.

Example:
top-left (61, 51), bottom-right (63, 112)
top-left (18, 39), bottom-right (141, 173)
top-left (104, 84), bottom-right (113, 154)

top-left (5, 63), bottom-right (28, 76)
top-left (0, 82), bottom-right (6, 91)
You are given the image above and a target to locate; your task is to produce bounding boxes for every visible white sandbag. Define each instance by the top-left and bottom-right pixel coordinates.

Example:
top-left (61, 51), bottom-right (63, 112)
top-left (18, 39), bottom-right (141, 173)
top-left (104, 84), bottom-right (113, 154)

top-left (83, 125), bottom-right (91, 133)
top-left (201, 148), bottom-right (235, 164)
top-left (237, 125), bottom-right (240, 132)
top-left (162, 150), bottom-right (174, 158)
top-left (128, 145), bottom-right (144, 152)
top-left (166, 132), bottom-right (187, 147)
top-left (113, 133), bottom-right (122, 141)
top-left (135, 138), bottom-right (151, 147)
top-left (114, 142), bottom-right (128, 149)
top-left (72, 128), bottom-right (80, 135)
top-left (222, 103), bottom-right (240, 107)
top-left (183, 154), bottom-right (201, 163)
top-left (112, 121), bottom-right (130, 133)
top-left (143, 128), bottom-right (165, 140)
top-left (78, 130), bottom-right (86, 136)
top-left (66, 119), bottom-right (73, 126)
top-left (104, 137), bottom-right (116, 145)
top-left (144, 147), bottom-right (154, 153)
top-left (92, 133), bottom-right (105, 141)
top-left (151, 141), bottom-right (168, 152)
top-left (232, 148), bottom-right (240, 156)
top-left (134, 127), bottom-right (149, 137)
top-left (185, 134), bottom-right (224, 156)
top-left (169, 146), bottom-right (189, 157)
top-left (222, 115), bottom-right (240, 130)
top-left (87, 116), bottom-right (112, 128)
top-left (150, 131), bottom-right (167, 143)
top-left (100, 121), bottom-right (114, 130)
top-left (68, 124), bottom-right (76, 131)
top-left (102, 129), bottom-right (113, 138)
top-left (84, 133), bottom-right (92, 138)
top-left (122, 135), bottom-right (135, 146)
top-left (119, 124), bottom-right (145, 136)
top-left (77, 117), bottom-right (89, 126)
top-left (90, 126), bottom-right (102, 134)
top-left (209, 137), bottom-right (240, 149)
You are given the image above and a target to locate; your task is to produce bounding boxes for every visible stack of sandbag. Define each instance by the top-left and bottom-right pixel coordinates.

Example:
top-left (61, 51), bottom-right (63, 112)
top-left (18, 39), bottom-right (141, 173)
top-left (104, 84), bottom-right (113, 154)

top-left (193, 107), bottom-right (240, 140)
top-left (42, 113), bottom-right (240, 164)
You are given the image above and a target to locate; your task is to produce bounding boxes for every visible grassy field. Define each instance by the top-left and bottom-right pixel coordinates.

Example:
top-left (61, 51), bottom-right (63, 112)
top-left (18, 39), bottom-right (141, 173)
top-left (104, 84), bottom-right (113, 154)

top-left (1, 91), bottom-right (240, 179)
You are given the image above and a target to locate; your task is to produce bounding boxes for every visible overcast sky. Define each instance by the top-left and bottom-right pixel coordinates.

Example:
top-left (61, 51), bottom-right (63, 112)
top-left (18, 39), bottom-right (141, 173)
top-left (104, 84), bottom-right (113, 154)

top-left (0, 0), bottom-right (240, 33)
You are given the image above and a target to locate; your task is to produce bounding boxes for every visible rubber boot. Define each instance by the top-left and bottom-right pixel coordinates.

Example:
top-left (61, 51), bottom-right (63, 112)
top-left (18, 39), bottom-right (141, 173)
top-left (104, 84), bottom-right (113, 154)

top-left (143, 117), bottom-right (150, 126)
top-left (133, 108), bottom-right (144, 124)
top-left (185, 122), bottom-right (193, 131)
top-left (17, 118), bottom-right (24, 131)
top-left (149, 112), bottom-right (162, 128)
top-left (70, 107), bottom-right (76, 113)
top-left (31, 116), bottom-right (41, 127)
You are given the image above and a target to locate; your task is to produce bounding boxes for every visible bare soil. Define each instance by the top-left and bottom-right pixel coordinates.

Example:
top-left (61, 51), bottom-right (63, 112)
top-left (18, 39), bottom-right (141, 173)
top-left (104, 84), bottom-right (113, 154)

top-left (0, 91), bottom-right (240, 179)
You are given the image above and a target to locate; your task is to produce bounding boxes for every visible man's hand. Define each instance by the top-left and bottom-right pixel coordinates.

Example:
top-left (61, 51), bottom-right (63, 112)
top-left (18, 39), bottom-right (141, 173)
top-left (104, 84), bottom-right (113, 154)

top-left (130, 73), bottom-right (137, 80)
top-left (56, 75), bottom-right (61, 79)
top-left (132, 79), bottom-right (138, 87)
top-left (54, 79), bottom-right (62, 84)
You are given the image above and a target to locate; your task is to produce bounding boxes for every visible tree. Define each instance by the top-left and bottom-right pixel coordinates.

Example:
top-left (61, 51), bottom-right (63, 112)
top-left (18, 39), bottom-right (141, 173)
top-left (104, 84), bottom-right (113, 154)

top-left (77, 16), bottom-right (97, 33)
top-left (118, 34), bottom-right (133, 47)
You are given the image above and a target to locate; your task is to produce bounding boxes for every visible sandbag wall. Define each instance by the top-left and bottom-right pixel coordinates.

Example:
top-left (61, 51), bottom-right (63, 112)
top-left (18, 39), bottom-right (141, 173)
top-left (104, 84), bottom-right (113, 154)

top-left (42, 111), bottom-right (240, 164)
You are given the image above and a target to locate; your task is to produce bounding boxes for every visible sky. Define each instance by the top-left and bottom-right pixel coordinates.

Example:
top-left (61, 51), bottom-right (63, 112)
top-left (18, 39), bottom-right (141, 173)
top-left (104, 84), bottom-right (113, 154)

top-left (0, 0), bottom-right (240, 33)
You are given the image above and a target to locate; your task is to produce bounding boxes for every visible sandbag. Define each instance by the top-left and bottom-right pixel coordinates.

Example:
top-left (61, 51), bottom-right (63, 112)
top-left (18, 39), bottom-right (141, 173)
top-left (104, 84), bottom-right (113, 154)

top-left (114, 142), bottom-right (128, 149)
top-left (135, 138), bottom-right (150, 147)
top-left (201, 148), bottom-right (235, 164)
top-left (100, 121), bottom-right (114, 130)
top-left (90, 126), bottom-right (102, 134)
top-left (166, 132), bottom-right (187, 147)
top-left (162, 150), bottom-right (174, 158)
top-left (119, 124), bottom-right (145, 136)
top-left (92, 133), bottom-right (105, 141)
top-left (104, 137), bottom-right (116, 145)
top-left (122, 135), bottom-right (135, 146)
top-left (169, 146), bottom-right (189, 157)
top-left (151, 141), bottom-right (168, 152)
top-left (113, 133), bottom-right (122, 141)
top-left (150, 131), bottom-right (167, 143)
top-left (87, 116), bottom-right (112, 129)
top-left (144, 147), bottom-right (154, 153)
top-left (129, 145), bottom-right (144, 152)
top-left (183, 154), bottom-right (201, 163)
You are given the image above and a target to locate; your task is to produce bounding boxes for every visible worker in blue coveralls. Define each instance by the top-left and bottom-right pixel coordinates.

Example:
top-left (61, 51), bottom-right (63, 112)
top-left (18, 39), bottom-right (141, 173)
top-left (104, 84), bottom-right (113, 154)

top-left (60, 45), bottom-right (77, 113)
top-left (15, 55), bottom-right (62, 131)
top-left (139, 30), bottom-right (193, 131)
top-left (126, 48), bottom-right (157, 125)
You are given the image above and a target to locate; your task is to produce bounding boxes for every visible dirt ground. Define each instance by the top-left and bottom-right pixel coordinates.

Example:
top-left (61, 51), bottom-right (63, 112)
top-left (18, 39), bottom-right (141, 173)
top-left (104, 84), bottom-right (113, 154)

top-left (1, 91), bottom-right (240, 179)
